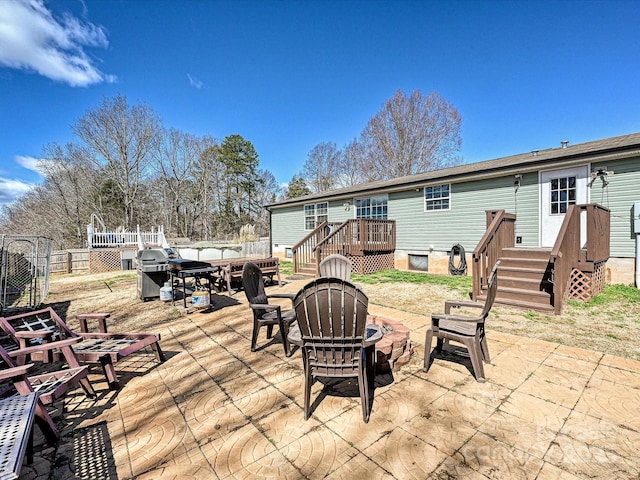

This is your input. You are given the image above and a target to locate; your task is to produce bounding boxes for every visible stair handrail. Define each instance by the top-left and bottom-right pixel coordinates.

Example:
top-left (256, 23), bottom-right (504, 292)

top-left (549, 203), bottom-right (610, 314)
top-left (472, 210), bottom-right (516, 300)
top-left (311, 220), bottom-right (350, 274)
top-left (291, 221), bottom-right (328, 274)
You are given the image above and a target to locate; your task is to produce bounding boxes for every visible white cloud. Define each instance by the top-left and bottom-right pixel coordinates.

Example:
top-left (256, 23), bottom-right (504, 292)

top-left (187, 73), bottom-right (203, 89)
top-left (0, 0), bottom-right (116, 87)
top-left (0, 177), bottom-right (35, 206)
top-left (15, 155), bottom-right (47, 175)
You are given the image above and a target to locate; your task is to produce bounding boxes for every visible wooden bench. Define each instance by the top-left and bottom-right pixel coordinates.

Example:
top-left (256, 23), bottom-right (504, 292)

top-left (0, 393), bottom-right (38, 480)
top-left (207, 257), bottom-right (282, 293)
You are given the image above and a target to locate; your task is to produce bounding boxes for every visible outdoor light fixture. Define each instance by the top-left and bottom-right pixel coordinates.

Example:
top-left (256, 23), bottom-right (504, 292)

top-left (590, 166), bottom-right (614, 187)
top-left (514, 174), bottom-right (522, 193)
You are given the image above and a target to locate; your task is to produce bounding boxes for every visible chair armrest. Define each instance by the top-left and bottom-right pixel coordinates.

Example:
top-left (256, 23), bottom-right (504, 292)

top-left (444, 300), bottom-right (483, 314)
top-left (249, 303), bottom-right (280, 312)
top-left (7, 337), bottom-right (82, 358)
top-left (267, 293), bottom-right (296, 300)
top-left (432, 312), bottom-right (484, 323)
top-left (0, 364), bottom-right (33, 380)
top-left (13, 330), bottom-right (55, 340)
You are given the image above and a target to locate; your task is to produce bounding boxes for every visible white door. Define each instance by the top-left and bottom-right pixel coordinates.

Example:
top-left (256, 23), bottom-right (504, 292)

top-left (540, 166), bottom-right (589, 248)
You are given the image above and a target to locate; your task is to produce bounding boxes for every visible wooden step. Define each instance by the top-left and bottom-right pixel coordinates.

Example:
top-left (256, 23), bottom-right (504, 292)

top-left (493, 296), bottom-right (555, 312)
top-left (499, 265), bottom-right (551, 282)
top-left (498, 275), bottom-right (553, 292)
top-left (498, 256), bottom-right (550, 270)
top-left (502, 247), bottom-right (552, 260)
top-left (298, 267), bottom-right (317, 276)
top-left (478, 279), bottom-right (554, 312)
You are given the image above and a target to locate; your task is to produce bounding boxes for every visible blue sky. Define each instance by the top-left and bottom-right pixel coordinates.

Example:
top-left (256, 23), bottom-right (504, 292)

top-left (1, 0), bottom-right (640, 207)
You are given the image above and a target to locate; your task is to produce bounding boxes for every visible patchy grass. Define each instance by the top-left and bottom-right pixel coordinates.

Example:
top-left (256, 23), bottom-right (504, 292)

top-left (47, 267), bottom-right (640, 362)
top-left (357, 269), bottom-right (640, 361)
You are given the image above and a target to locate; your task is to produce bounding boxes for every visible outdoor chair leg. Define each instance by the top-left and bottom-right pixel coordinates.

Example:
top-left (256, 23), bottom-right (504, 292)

top-left (480, 333), bottom-right (490, 363)
top-left (80, 377), bottom-right (96, 398)
top-left (280, 321), bottom-right (292, 357)
top-left (303, 351), bottom-right (312, 420)
top-left (423, 328), bottom-right (434, 372)
top-left (152, 342), bottom-right (166, 363)
top-left (464, 339), bottom-right (485, 383)
top-left (251, 319), bottom-right (260, 352)
top-left (100, 356), bottom-right (120, 390)
top-left (358, 363), bottom-right (370, 423)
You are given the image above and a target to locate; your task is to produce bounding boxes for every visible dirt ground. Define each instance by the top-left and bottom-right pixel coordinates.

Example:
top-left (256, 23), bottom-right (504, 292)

top-left (46, 270), bottom-right (640, 362)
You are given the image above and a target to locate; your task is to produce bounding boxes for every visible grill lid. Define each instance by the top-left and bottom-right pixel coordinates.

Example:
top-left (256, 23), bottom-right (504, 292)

top-left (137, 248), bottom-right (178, 264)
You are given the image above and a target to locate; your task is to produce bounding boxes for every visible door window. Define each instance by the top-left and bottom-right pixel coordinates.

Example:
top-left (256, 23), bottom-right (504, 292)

top-left (550, 176), bottom-right (576, 214)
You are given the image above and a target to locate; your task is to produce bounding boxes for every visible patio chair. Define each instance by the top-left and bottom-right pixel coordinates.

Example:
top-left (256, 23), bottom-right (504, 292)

top-left (242, 262), bottom-right (297, 356)
top-left (1, 307), bottom-right (165, 390)
top-left (319, 254), bottom-right (352, 281)
top-left (290, 277), bottom-right (382, 423)
top-left (0, 338), bottom-right (95, 406)
top-left (0, 336), bottom-right (98, 447)
top-left (423, 261), bottom-right (500, 382)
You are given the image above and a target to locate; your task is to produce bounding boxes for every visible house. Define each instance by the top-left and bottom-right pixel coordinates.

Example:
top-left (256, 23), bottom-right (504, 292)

top-left (266, 132), bottom-right (640, 292)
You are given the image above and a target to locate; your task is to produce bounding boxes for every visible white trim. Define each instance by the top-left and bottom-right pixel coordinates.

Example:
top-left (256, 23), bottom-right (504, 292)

top-left (423, 183), bottom-right (451, 212)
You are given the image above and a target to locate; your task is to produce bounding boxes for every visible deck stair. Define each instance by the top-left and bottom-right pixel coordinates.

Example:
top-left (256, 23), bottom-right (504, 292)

top-left (473, 204), bottom-right (610, 314)
top-left (481, 247), bottom-right (555, 312)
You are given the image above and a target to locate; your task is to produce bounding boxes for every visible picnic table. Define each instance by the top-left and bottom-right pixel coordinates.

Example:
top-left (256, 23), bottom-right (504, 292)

top-left (205, 257), bottom-right (282, 293)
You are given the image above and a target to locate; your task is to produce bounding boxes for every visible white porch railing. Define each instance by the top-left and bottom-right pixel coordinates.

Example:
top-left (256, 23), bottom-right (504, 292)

top-left (87, 224), bottom-right (168, 250)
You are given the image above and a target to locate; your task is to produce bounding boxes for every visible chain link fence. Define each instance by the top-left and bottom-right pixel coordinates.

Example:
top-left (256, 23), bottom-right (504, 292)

top-left (0, 235), bottom-right (52, 314)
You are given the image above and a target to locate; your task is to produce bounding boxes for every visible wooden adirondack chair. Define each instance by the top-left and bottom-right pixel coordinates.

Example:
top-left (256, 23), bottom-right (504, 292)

top-left (289, 277), bottom-right (382, 423)
top-left (1, 307), bottom-right (164, 390)
top-left (319, 254), bottom-right (352, 281)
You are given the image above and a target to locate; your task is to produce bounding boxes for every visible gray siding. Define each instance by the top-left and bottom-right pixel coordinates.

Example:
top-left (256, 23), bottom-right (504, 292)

top-left (590, 156), bottom-right (640, 257)
top-left (271, 205), bottom-right (305, 246)
top-left (391, 174), bottom-right (539, 254)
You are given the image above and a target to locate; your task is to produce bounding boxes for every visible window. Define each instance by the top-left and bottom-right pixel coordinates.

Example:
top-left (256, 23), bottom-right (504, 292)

top-left (424, 184), bottom-right (450, 211)
top-left (355, 196), bottom-right (388, 219)
top-left (304, 202), bottom-right (328, 229)
top-left (550, 176), bottom-right (576, 214)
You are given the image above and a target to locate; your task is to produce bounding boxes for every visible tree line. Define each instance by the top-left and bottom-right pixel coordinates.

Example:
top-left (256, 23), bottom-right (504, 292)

top-left (0, 89), bottom-right (462, 250)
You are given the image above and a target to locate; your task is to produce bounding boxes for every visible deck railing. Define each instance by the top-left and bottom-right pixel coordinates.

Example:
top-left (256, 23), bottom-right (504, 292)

top-left (292, 219), bottom-right (396, 275)
top-left (472, 210), bottom-right (516, 300)
top-left (87, 225), bottom-right (168, 249)
top-left (291, 221), bottom-right (332, 274)
top-left (550, 204), bottom-right (610, 313)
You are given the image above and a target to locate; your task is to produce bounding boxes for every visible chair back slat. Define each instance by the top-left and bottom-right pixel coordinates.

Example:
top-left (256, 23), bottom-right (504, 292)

top-left (319, 254), bottom-right (352, 281)
top-left (294, 278), bottom-right (368, 375)
top-left (242, 263), bottom-right (268, 313)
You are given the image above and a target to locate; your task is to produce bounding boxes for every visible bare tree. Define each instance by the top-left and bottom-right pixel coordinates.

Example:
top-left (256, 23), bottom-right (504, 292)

top-left (252, 169), bottom-right (281, 235)
top-left (302, 141), bottom-right (342, 192)
top-left (359, 90), bottom-right (462, 180)
top-left (337, 139), bottom-right (367, 187)
top-left (73, 94), bottom-right (161, 228)
top-left (152, 128), bottom-right (205, 238)
top-left (39, 142), bottom-right (97, 247)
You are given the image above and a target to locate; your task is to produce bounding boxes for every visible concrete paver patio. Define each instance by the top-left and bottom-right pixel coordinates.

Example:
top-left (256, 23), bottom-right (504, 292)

top-left (18, 277), bottom-right (640, 479)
